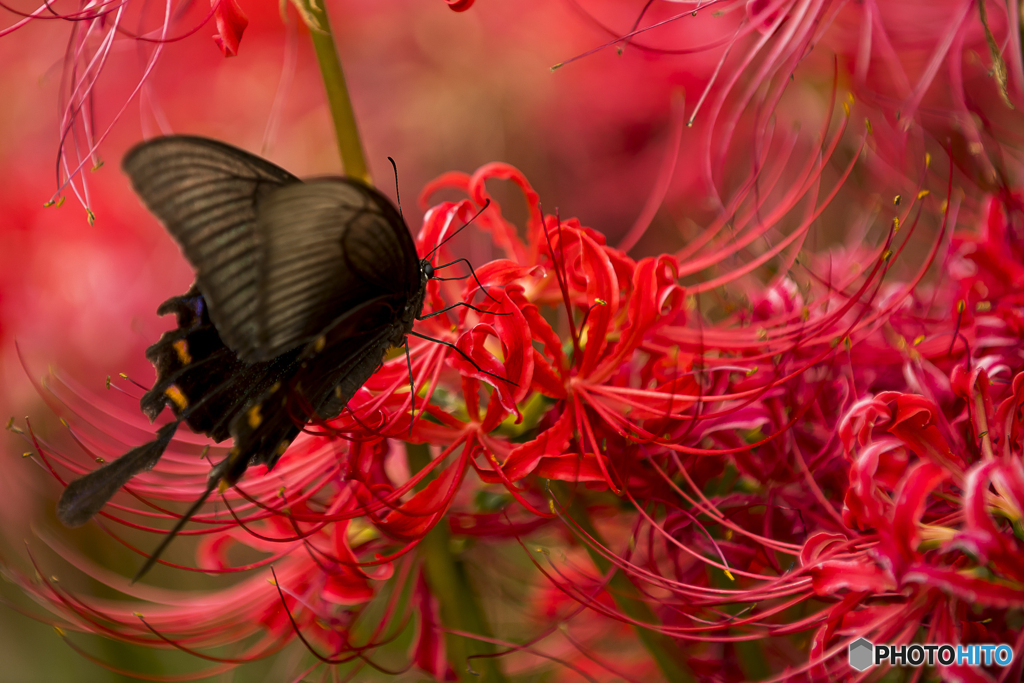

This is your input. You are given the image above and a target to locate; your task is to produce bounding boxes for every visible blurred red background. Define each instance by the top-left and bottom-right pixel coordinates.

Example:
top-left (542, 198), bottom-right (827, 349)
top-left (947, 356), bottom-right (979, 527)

top-left (0, 2), bottom-right (728, 679)
top-left (3, 0), bottom-right (1015, 679)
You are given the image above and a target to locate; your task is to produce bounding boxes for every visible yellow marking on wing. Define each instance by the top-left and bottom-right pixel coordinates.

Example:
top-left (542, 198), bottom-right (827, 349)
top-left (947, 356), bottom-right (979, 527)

top-left (247, 404), bottom-right (263, 429)
top-left (173, 339), bottom-right (192, 364)
top-left (165, 385), bottom-right (188, 410)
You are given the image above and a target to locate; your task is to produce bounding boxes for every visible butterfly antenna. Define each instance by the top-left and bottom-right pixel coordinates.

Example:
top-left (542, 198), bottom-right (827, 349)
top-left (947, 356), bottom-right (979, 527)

top-left (131, 477), bottom-right (219, 583)
top-left (424, 199), bottom-right (491, 262)
top-left (388, 157), bottom-right (404, 224)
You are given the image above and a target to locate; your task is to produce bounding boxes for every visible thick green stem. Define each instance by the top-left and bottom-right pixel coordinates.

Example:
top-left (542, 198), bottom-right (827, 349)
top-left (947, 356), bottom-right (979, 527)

top-left (555, 483), bottom-right (694, 682)
top-left (298, 0), bottom-right (370, 184)
top-left (407, 443), bottom-right (508, 683)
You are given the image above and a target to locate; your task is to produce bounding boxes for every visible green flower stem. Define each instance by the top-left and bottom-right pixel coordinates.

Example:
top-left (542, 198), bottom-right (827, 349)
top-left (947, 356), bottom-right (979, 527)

top-left (554, 483), bottom-right (694, 682)
top-left (406, 443), bottom-right (508, 683)
top-left (299, 0), bottom-right (370, 184)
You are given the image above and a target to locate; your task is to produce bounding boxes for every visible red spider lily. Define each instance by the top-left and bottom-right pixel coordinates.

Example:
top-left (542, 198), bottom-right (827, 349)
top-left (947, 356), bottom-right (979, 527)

top-left (0, 128), bottom-right (974, 682)
top-left (7, 161), bottom-right (688, 679)
top-left (0, 0), bottom-right (247, 214)
top-left (764, 188), bottom-right (1024, 680)
top-left (6, 2), bottom-right (1024, 681)
top-left (803, 365), bottom-right (1024, 681)
top-left (4, 149), bottom-right (848, 678)
top-left (8, 34), bottom-right (1021, 671)
top-left (7, 154), bottom-right (1024, 683)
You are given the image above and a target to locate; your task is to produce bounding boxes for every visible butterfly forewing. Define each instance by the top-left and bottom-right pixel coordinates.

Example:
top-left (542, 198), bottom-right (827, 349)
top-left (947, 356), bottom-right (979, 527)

top-left (252, 180), bottom-right (419, 359)
top-left (336, 191), bottom-right (419, 293)
top-left (122, 137), bottom-right (301, 363)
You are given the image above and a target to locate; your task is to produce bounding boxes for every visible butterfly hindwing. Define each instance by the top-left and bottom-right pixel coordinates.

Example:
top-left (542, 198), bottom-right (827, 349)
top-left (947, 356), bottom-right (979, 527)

top-left (222, 326), bottom-right (396, 481)
top-left (141, 286), bottom-right (300, 442)
top-left (57, 421), bottom-right (179, 527)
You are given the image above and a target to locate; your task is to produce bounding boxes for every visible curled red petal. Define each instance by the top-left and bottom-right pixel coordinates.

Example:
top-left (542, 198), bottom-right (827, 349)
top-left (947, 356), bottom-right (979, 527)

top-left (991, 457), bottom-right (1024, 523)
top-left (903, 565), bottom-right (1024, 608)
top-left (957, 461), bottom-right (1024, 582)
top-left (445, 0), bottom-right (475, 11)
top-left (839, 393), bottom-right (903, 451)
top-left (321, 570), bottom-right (375, 606)
top-left (507, 285), bottom-right (565, 376)
top-left (888, 394), bottom-right (968, 477)
top-left (810, 560), bottom-right (896, 595)
top-left (418, 200), bottom-right (476, 254)
top-left (211, 0), bottom-right (248, 57)
top-left (574, 231), bottom-right (619, 376)
top-left (887, 460), bottom-right (949, 569)
top-left (418, 171), bottom-right (471, 210)
top-left (799, 532), bottom-right (849, 567)
top-left (994, 371), bottom-right (1024, 458)
top-left (453, 325), bottom-right (517, 415)
top-left (450, 292), bottom-right (533, 416)
top-left (498, 407), bottom-right (573, 482)
top-left (535, 454), bottom-right (607, 482)
top-left (529, 348), bottom-right (567, 399)
top-left (376, 451), bottom-right (467, 541)
top-left (469, 163), bottom-right (542, 262)
top-left (843, 440), bottom-right (898, 530)
top-left (460, 260), bottom-right (538, 300)
top-left (594, 255), bottom-right (683, 380)
top-left (951, 364), bottom-right (996, 442)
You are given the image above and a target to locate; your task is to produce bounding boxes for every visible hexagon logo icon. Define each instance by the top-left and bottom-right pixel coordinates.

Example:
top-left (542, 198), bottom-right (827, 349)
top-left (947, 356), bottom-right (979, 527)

top-left (849, 638), bottom-right (874, 671)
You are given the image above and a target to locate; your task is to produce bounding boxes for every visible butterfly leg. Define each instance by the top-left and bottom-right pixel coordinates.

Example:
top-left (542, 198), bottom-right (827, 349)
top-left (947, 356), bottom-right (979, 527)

top-left (431, 257), bottom-right (500, 303)
top-left (408, 331), bottom-right (517, 386)
top-left (405, 344), bottom-right (417, 435)
top-left (417, 301), bottom-right (511, 321)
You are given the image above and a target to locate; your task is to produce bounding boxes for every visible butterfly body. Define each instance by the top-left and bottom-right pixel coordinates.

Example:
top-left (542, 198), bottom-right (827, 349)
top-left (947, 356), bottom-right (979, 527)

top-left (57, 136), bottom-right (430, 528)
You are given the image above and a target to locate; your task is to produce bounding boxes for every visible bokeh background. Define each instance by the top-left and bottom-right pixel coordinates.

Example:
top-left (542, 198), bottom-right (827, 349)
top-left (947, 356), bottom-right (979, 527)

top-left (0, 2), bottom-right (728, 679)
top-left (0, 0), bottom-right (1015, 680)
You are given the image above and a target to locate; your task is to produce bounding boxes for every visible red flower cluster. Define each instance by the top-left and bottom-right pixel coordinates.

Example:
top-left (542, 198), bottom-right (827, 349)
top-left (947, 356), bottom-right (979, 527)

top-left (4, 1), bottom-right (1024, 682)
top-left (8, 142), bottom-right (1021, 680)
top-left (0, 0), bottom-right (245, 219)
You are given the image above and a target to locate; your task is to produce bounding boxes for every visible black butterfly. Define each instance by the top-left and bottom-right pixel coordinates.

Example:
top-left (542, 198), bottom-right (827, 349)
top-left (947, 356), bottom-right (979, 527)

top-left (55, 136), bottom-right (501, 578)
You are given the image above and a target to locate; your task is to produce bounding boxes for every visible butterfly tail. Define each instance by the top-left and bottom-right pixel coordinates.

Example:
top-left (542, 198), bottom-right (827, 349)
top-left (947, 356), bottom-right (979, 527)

top-left (56, 420), bottom-right (180, 527)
